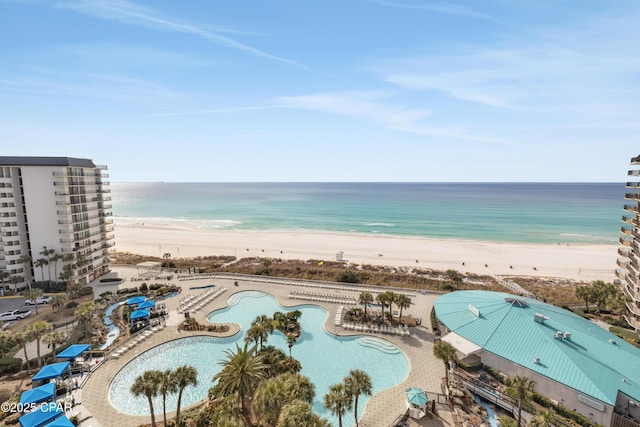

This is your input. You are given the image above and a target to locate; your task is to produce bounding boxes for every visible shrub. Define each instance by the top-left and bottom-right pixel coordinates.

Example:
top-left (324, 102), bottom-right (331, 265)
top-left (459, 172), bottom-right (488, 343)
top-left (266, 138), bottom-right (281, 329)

top-left (99, 291), bottom-right (113, 298)
top-left (149, 284), bottom-right (162, 291)
top-left (140, 283), bottom-right (148, 292)
top-left (336, 269), bottom-right (358, 283)
top-left (0, 357), bottom-right (22, 374)
top-left (78, 287), bottom-right (93, 297)
top-left (65, 301), bottom-right (79, 309)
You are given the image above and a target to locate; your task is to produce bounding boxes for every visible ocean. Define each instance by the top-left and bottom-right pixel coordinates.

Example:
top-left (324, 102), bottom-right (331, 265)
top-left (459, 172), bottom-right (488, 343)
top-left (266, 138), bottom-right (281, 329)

top-left (109, 182), bottom-right (625, 245)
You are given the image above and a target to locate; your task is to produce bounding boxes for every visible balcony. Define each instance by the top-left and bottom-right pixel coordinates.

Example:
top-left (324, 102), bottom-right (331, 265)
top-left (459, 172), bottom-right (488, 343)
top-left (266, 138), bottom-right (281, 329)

top-left (627, 182), bottom-right (640, 188)
top-left (626, 193), bottom-right (640, 200)
top-left (616, 268), bottom-right (628, 279)
top-left (623, 215), bottom-right (636, 223)
top-left (624, 314), bottom-right (640, 333)
top-left (624, 204), bottom-right (639, 213)
top-left (622, 226), bottom-right (633, 235)
top-left (629, 170), bottom-right (640, 176)
top-left (620, 237), bottom-right (632, 246)
top-left (619, 247), bottom-right (632, 257)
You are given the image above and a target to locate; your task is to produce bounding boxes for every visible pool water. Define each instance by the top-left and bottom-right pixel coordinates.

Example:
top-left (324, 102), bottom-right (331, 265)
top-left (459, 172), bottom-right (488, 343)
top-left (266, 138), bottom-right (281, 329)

top-left (108, 291), bottom-right (409, 426)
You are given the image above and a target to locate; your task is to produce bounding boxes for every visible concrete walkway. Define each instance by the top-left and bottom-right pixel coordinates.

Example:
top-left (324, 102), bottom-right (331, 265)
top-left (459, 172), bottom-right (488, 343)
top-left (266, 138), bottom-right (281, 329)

top-left (80, 268), bottom-right (454, 427)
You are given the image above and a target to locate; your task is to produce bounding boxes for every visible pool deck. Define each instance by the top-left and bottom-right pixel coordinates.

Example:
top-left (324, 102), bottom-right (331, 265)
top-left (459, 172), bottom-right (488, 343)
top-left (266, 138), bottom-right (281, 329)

top-left (81, 268), bottom-right (454, 427)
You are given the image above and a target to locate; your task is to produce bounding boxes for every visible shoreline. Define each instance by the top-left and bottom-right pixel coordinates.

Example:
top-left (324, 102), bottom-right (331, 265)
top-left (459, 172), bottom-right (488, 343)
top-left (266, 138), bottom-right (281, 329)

top-left (113, 223), bottom-right (618, 281)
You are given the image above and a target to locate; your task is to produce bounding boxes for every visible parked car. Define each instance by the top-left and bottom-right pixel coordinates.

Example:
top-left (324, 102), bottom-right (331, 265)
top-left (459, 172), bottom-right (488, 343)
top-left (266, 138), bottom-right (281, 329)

top-left (0, 309), bottom-right (32, 322)
top-left (25, 295), bottom-right (52, 305)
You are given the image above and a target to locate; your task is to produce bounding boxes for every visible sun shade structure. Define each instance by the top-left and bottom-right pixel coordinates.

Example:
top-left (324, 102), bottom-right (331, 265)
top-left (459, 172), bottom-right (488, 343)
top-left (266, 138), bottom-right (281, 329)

top-left (130, 309), bottom-right (149, 321)
top-left (55, 344), bottom-right (90, 360)
top-left (434, 290), bottom-right (640, 427)
top-left (32, 362), bottom-right (70, 382)
top-left (405, 387), bottom-right (428, 406)
top-left (127, 296), bottom-right (146, 305)
top-left (43, 416), bottom-right (74, 427)
top-left (137, 300), bottom-right (155, 310)
top-left (19, 405), bottom-right (63, 427)
top-left (19, 383), bottom-right (55, 405)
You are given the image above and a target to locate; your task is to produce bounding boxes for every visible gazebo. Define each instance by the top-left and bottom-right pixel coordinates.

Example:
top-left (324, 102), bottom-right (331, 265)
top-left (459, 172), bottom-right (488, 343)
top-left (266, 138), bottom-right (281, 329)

top-left (18, 404), bottom-right (63, 427)
top-left (43, 416), bottom-right (75, 427)
top-left (32, 362), bottom-right (71, 386)
top-left (138, 300), bottom-right (155, 310)
top-left (130, 309), bottom-right (150, 327)
top-left (127, 296), bottom-right (146, 306)
top-left (19, 383), bottom-right (55, 406)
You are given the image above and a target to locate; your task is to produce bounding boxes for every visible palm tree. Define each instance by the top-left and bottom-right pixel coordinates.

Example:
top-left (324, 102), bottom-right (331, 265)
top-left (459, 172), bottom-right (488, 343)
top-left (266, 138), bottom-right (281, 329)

top-left (433, 340), bottom-right (457, 387)
top-left (75, 301), bottom-right (96, 338)
top-left (15, 330), bottom-right (32, 369)
top-left (18, 254), bottom-right (32, 284)
top-left (50, 252), bottom-right (63, 287)
top-left (40, 246), bottom-right (55, 285)
top-left (23, 288), bottom-right (44, 314)
top-left (395, 294), bottom-right (412, 321)
top-left (0, 331), bottom-right (16, 358)
top-left (247, 315), bottom-right (273, 352)
top-left (344, 369), bottom-right (372, 427)
top-left (282, 373), bottom-right (315, 405)
top-left (323, 383), bottom-right (352, 427)
top-left (35, 258), bottom-right (48, 284)
top-left (358, 292), bottom-right (374, 320)
top-left (508, 375), bottom-right (536, 427)
top-left (212, 342), bottom-right (267, 425)
top-left (286, 333), bottom-right (298, 358)
top-left (43, 330), bottom-right (66, 363)
top-left (529, 408), bottom-right (556, 427)
top-left (28, 321), bottom-right (53, 367)
top-left (375, 293), bottom-right (388, 321)
top-left (158, 369), bottom-right (177, 427)
top-left (172, 365), bottom-right (198, 424)
top-left (131, 370), bottom-right (162, 427)
top-left (8, 275), bottom-right (23, 291)
top-left (254, 376), bottom-right (285, 425)
top-left (277, 400), bottom-right (330, 427)
top-left (575, 285), bottom-right (595, 313)
top-left (51, 295), bottom-right (66, 311)
top-left (162, 252), bottom-right (171, 267)
top-left (446, 269), bottom-right (463, 287)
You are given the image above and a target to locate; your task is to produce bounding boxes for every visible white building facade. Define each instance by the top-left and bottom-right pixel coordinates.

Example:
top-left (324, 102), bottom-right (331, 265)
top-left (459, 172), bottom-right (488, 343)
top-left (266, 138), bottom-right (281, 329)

top-left (619, 154), bottom-right (640, 333)
top-left (0, 157), bottom-right (114, 290)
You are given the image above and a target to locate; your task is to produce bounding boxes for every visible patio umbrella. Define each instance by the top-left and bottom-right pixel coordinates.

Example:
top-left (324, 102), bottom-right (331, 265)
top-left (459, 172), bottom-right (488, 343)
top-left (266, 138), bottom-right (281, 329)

top-left (405, 387), bottom-right (428, 406)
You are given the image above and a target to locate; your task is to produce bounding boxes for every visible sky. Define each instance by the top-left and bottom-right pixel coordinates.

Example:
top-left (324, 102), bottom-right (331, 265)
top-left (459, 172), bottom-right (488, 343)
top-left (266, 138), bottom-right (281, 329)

top-left (1, 0), bottom-right (639, 182)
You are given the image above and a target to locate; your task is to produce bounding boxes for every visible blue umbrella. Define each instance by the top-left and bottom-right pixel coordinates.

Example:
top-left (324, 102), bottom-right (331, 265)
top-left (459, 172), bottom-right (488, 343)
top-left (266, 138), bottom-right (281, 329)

top-left (405, 387), bottom-right (428, 406)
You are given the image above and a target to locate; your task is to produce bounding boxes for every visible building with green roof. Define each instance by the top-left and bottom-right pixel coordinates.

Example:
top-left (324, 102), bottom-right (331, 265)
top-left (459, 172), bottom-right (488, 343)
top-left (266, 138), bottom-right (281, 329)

top-left (434, 290), bottom-right (640, 427)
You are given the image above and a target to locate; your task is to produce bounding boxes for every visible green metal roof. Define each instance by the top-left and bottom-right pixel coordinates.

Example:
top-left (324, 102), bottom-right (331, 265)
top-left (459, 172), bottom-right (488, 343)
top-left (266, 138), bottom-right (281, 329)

top-left (434, 290), bottom-right (640, 405)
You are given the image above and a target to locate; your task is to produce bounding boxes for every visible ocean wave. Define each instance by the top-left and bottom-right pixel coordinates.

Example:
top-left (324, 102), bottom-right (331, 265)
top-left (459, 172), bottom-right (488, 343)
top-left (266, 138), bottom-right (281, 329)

top-left (113, 216), bottom-right (242, 229)
top-left (366, 222), bottom-right (395, 227)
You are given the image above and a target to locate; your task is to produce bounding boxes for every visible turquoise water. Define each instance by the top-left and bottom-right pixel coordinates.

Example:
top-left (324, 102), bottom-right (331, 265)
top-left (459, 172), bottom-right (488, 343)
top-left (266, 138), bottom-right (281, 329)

top-left (110, 182), bottom-right (624, 244)
top-left (108, 291), bottom-right (409, 426)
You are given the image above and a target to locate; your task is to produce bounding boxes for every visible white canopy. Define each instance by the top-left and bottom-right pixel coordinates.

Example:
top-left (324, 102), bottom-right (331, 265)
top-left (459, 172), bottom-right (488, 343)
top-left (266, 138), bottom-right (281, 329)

top-left (442, 332), bottom-right (482, 358)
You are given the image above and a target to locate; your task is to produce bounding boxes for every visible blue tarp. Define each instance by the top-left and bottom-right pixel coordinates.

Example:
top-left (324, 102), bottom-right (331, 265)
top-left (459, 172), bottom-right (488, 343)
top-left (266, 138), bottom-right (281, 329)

top-left (137, 300), bottom-right (155, 310)
top-left (19, 383), bottom-right (55, 405)
top-left (44, 415), bottom-right (74, 427)
top-left (130, 309), bottom-right (149, 321)
top-left (55, 344), bottom-right (90, 360)
top-left (19, 405), bottom-right (63, 427)
top-left (32, 362), bottom-right (70, 382)
top-left (127, 296), bottom-right (146, 305)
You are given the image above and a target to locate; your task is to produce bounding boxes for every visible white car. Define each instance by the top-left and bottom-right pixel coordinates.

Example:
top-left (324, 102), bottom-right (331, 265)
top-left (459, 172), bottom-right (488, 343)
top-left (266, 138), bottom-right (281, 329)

top-left (25, 295), bottom-right (52, 305)
top-left (0, 309), bottom-right (32, 322)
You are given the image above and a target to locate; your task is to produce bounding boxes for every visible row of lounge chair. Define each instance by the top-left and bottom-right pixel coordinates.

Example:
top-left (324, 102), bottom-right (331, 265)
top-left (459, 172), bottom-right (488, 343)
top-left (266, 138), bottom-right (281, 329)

top-left (342, 321), bottom-right (411, 336)
top-left (176, 273), bottom-right (416, 298)
top-left (110, 324), bottom-right (166, 359)
top-left (178, 287), bottom-right (227, 313)
top-left (289, 291), bottom-right (356, 305)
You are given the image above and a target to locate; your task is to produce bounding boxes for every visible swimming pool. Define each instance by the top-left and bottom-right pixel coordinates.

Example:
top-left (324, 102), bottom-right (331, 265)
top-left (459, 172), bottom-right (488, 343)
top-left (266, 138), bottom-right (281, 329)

top-left (108, 291), bottom-right (409, 426)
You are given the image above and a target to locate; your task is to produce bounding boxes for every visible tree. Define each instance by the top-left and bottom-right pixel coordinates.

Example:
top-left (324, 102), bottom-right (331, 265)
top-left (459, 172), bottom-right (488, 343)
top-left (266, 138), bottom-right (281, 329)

top-left (15, 330), bottom-right (32, 369)
top-left (35, 258), bottom-right (48, 284)
top-left (158, 369), bottom-right (177, 427)
top-left (75, 301), bottom-right (97, 338)
top-left (67, 281), bottom-right (83, 300)
top-left (344, 369), bottom-right (372, 427)
top-left (395, 294), bottom-right (412, 321)
top-left (23, 288), bottom-right (44, 314)
top-left (607, 288), bottom-right (628, 321)
top-left (43, 330), bottom-right (66, 363)
top-left (50, 252), bottom-right (63, 287)
top-left (0, 330), bottom-right (16, 358)
top-left (375, 293), bottom-right (388, 321)
top-left (498, 415), bottom-right (518, 427)
top-left (277, 400), bottom-right (330, 427)
top-left (131, 370), bottom-right (162, 427)
top-left (433, 340), bottom-right (457, 387)
top-left (286, 333), bottom-right (298, 358)
top-left (28, 321), bottom-right (53, 367)
top-left (51, 295), bottom-right (66, 311)
top-left (212, 342), bottom-right (267, 425)
top-left (172, 365), bottom-right (198, 424)
top-left (358, 292), bottom-right (374, 319)
top-left (254, 376), bottom-right (285, 426)
top-left (8, 275), bottom-right (23, 291)
top-left (40, 246), bottom-right (55, 285)
top-left (246, 314), bottom-right (273, 352)
top-left (162, 252), bottom-right (171, 267)
top-left (575, 285), bottom-right (595, 313)
top-left (529, 408), bottom-right (556, 427)
top-left (323, 383), bottom-right (352, 427)
top-left (592, 280), bottom-right (615, 314)
top-left (508, 375), bottom-right (535, 427)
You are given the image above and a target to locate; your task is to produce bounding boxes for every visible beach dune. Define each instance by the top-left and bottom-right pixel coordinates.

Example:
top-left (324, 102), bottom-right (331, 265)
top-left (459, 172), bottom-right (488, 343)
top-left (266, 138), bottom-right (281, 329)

top-left (113, 223), bottom-right (617, 281)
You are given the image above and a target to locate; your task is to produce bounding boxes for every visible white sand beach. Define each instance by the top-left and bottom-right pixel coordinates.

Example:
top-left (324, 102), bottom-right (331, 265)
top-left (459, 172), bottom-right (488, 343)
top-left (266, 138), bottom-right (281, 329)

top-left (113, 222), bottom-right (618, 281)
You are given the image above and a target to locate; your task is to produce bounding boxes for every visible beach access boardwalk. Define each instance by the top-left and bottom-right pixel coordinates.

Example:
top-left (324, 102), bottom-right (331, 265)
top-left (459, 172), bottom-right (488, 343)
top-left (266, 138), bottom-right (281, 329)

top-left (82, 268), bottom-right (454, 427)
